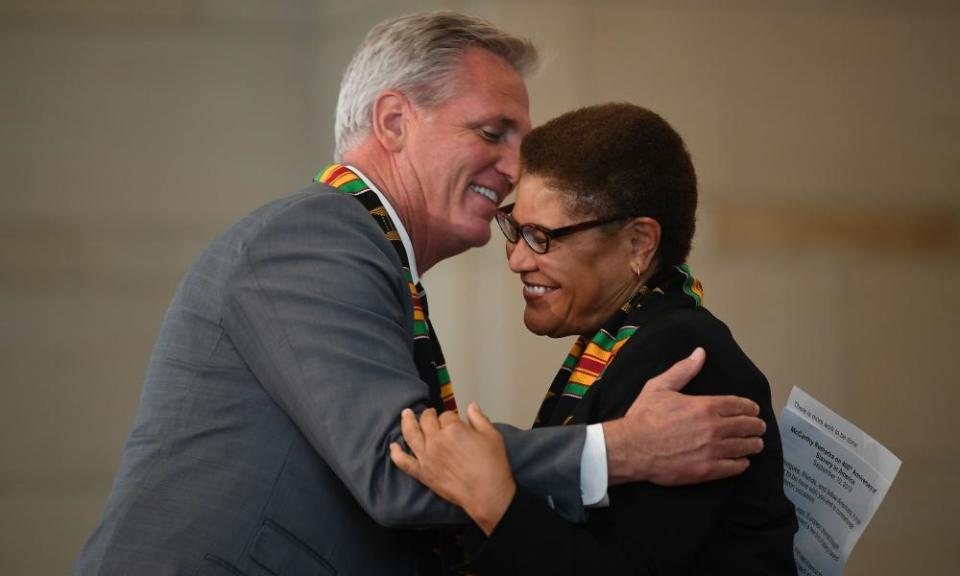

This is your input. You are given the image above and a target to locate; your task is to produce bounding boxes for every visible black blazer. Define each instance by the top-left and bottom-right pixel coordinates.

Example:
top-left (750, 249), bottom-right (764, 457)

top-left (472, 304), bottom-right (799, 575)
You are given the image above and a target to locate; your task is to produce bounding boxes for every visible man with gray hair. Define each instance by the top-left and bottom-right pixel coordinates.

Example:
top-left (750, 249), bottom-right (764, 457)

top-left (73, 12), bottom-right (765, 575)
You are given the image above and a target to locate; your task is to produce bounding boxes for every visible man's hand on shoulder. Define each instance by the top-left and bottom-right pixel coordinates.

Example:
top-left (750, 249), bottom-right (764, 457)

top-left (603, 347), bottom-right (765, 486)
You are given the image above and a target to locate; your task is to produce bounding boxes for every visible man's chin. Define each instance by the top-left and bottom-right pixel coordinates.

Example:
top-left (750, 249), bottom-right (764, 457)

top-left (438, 230), bottom-right (491, 262)
top-left (462, 225), bottom-right (493, 248)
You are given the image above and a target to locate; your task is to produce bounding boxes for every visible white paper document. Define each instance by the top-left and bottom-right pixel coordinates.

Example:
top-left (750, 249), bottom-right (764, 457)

top-left (779, 387), bottom-right (901, 576)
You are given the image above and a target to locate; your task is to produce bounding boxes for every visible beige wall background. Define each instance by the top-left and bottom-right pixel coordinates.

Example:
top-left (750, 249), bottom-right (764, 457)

top-left (2, 0), bottom-right (957, 573)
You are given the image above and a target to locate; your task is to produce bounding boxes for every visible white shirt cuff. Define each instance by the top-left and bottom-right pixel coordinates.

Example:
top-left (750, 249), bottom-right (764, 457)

top-left (580, 423), bottom-right (610, 507)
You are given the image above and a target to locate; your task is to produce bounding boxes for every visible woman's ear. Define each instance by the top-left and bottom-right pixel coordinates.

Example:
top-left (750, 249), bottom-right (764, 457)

top-left (628, 217), bottom-right (661, 279)
top-left (371, 91), bottom-right (409, 152)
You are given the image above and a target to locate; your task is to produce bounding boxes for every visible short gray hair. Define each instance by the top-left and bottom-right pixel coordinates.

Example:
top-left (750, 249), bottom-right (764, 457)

top-left (334, 11), bottom-right (538, 160)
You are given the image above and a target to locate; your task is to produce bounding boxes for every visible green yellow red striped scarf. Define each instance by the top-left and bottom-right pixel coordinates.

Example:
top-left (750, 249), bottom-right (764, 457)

top-left (315, 164), bottom-right (457, 413)
top-left (535, 264), bottom-right (703, 427)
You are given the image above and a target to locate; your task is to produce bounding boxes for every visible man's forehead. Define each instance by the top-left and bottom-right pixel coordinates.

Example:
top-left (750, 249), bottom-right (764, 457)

top-left (451, 94), bottom-right (531, 133)
top-left (448, 48), bottom-right (531, 127)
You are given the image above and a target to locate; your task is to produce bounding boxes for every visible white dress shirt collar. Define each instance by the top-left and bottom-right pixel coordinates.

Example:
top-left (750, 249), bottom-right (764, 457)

top-left (346, 165), bottom-right (420, 284)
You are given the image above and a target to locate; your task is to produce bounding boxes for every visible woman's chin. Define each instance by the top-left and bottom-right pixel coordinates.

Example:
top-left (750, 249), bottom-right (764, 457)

top-left (522, 314), bottom-right (551, 337)
top-left (523, 313), bottom-right (572, 339)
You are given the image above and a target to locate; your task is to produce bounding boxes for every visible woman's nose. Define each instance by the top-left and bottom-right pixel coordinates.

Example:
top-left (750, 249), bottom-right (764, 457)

top-left (506, 237), bottom-right (536, 273)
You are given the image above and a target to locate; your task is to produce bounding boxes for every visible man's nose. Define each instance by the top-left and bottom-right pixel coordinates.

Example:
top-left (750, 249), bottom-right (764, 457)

top-left (496, 142), bottom-right (521, 186)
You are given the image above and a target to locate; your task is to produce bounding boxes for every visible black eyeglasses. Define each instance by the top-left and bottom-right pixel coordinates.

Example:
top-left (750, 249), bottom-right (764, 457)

top-left (495, 203), bottom-right (627, 254)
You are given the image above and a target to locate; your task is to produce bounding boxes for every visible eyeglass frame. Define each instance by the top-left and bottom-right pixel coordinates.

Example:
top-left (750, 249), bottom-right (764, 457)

top-left (495, 202), bottom-right (629, 254)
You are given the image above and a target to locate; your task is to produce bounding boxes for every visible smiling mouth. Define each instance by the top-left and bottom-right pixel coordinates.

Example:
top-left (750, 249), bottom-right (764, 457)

top-left (470, 184), bottom-right (499, 204)
top-left (523, 283), bottom-right (555, 297)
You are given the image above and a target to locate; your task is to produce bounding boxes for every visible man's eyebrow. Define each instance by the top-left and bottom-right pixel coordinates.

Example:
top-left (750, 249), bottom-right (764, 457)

top-left (467, 115), bottom-right (523, 135)
top-left (492, 116), bottom-right (521, 131)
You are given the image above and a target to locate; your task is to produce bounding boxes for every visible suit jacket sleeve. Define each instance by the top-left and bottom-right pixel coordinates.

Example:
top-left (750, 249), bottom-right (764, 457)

top-left (222, 190), bottom-right (587, 527)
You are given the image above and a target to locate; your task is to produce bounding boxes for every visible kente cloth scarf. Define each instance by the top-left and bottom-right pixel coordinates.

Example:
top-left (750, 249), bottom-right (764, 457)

top-left (534, 263), bottom-right (704, 428)
top-left (315, 164), bottom-right (458, 413)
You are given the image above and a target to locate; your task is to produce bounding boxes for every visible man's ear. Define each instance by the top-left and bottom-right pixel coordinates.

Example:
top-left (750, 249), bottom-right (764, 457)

top-left (371, 91), bottom-right (409, 152)
top-left (628, 217), bottom-right (662, 277)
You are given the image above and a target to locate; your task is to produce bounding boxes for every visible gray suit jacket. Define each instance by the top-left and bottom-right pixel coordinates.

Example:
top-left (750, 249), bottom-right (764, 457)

top-left (73, 183), bottom-right (586, 576)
